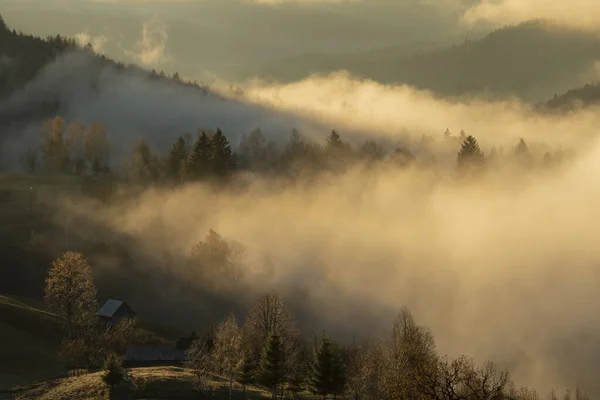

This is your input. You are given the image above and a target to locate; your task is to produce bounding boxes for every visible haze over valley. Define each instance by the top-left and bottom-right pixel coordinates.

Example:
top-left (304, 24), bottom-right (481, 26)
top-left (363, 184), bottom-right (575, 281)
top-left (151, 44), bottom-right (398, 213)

top-left (1, 1), bottom-right (600, 399)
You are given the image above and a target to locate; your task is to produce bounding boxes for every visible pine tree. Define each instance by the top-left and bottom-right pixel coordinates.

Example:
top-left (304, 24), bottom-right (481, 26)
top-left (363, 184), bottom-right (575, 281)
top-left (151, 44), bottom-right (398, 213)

top-left (514, 138), bottom-right (533, 168)
top-left (457, 135), bottom-right (485, 172)
top-left (188, 131), bottom-right (212, 179)
top-left (310, 334), bottom-right (338, 400)
top-left (0, 13), bottom-right (7, 31)
top-left (238, 354), bottom-right (255, 400)
top-left (167, 136), bottom-right (187, 181)
top-left (211, 128), bottom-right (236, 176)
top-left (326, 130), bottom-right (344, 151)
top-left (259, 333), bottom-right (285, 399)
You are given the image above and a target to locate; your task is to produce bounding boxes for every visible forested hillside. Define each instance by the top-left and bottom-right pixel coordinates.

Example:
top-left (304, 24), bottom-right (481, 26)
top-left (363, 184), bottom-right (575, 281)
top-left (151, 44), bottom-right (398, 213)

top-left (244, 21), bottom-right (600, 101)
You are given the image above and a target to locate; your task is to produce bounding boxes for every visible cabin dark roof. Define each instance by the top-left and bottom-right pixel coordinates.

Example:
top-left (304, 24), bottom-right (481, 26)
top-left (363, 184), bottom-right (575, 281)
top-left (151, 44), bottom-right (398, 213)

top-left (124, 347), bottom-right (187, 362)
top-left (96, 299), bottom-right (135, 318)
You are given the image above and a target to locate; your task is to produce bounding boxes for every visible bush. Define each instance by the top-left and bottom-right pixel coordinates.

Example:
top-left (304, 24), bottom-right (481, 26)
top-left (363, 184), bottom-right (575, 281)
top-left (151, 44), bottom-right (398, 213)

top-left (102, 353), bottom-right (125, 388)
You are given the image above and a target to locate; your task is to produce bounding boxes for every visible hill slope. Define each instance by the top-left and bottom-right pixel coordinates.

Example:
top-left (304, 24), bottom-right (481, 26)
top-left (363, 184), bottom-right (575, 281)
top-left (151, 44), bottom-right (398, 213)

top-left (0, 295), bottom-right (65, 389)
top-left (13, 366), bottom-right (275, 400)
top-left (244, 21), bottom-right (600, 102)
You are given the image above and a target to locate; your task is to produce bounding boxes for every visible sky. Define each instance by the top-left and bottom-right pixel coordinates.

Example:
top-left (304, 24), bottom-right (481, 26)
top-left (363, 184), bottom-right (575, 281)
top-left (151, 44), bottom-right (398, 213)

top-left (1, 0), bottom-right (488, 79)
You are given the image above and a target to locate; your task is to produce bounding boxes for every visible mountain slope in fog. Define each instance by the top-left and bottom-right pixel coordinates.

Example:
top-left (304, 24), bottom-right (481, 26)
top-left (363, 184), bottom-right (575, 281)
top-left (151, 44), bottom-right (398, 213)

top-left (245, 21), bottom-right (600, 102)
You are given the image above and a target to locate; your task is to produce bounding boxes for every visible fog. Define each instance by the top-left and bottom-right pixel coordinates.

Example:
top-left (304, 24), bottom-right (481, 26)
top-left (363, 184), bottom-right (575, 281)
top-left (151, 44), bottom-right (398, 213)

top-left (0, 0), bottom-right (481, 79)
top-left (2, 47), bottom-right (600, 395)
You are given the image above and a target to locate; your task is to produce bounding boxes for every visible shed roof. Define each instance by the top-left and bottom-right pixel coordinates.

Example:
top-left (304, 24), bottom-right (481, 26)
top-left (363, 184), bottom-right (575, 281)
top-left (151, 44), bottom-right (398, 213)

top-left (96, 299), bottom-right (135, 318)
top-left (124, 346), bottom-right (187, 362)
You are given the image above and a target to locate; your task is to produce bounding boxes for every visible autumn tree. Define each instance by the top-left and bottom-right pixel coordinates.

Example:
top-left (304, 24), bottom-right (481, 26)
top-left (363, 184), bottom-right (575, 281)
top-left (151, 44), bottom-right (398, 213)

top-left (44, 251), bottom-right (98, 335)
top-left (40, 116), bottom-right (70, 173)
top-left (259, 332), bottom-right (286, 399)
top-left (213, 313), bottom-right (245, 400)
top-left (66, 120), bottom-right (86, 174)
top-left (457, 135), bottom-right (485, 174)
top-left (84, 122), bottom-right (110, 173)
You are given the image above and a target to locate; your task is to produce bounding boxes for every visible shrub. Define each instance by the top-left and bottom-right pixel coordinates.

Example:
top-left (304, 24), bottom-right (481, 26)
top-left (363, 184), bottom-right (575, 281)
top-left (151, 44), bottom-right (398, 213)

top-left (102, 353), bottom-right (125, 388)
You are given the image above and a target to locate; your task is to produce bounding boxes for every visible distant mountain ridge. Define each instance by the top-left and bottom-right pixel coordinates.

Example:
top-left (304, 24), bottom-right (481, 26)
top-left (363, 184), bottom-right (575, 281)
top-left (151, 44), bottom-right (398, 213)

top-left (241, 21), bottom-right (600, 102)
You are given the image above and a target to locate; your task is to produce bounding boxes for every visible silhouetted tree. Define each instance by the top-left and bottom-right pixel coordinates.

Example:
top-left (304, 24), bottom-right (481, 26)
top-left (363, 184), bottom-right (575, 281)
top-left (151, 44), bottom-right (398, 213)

top-left (167, 136), bottom-right (187, 181)
top-left (259, 333), bottom-right (286, 399)
top-left (211, 128), bottom-right (236, 176)
top-left (457, 135), bottom-right (485, 173)
top-left (188, 131), bottom-right (212, 179)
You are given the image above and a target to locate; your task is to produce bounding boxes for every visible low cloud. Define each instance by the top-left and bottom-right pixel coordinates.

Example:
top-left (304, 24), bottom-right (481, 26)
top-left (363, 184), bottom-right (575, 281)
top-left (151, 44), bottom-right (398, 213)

top-left (124, 17), bottom-right (172, 68)
top-left (235, 71), bottom-right (600, 150)
top-left (74, 32), bottom-right (108, 53)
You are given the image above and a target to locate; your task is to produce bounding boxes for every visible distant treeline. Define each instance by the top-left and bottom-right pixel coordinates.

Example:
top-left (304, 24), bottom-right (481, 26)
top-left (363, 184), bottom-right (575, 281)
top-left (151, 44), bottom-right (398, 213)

top-left (23, 116), bottom-right (570, 187)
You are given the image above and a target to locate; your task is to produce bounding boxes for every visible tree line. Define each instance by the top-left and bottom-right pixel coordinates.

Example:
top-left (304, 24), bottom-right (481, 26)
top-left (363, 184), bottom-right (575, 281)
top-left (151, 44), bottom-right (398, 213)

top-left (23, 116), bottom-right (569, 186)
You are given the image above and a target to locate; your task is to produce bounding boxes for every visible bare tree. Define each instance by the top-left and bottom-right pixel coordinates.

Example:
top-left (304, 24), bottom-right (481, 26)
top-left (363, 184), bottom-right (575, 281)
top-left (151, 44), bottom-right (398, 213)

top-left (346, 338), bottom-right (385, 400)
top-left (20, 141), bottom-right (38, 173)
top-left (186, 338), bottom-right (215, 394)
top-left (244, 292), bottom-right (298, 363)
top-left (84, 122), bottom-right (110, 172)
top-left (213, 313), bottom-right (245, 400)
top-left (382, 307), bottom-right (437, 400)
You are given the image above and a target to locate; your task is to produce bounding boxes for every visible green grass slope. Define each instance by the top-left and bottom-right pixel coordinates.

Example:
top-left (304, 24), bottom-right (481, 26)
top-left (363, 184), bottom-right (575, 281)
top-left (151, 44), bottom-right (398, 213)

top-left (0, 295), bottom-right (65, 389)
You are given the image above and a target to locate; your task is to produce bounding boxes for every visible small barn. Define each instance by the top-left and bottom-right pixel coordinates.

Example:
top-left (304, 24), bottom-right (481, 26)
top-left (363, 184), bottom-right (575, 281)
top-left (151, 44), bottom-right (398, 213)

top-left (123, 346), bottom-right (187, 368)
top-left (96, 299), bottom-right (137, 325)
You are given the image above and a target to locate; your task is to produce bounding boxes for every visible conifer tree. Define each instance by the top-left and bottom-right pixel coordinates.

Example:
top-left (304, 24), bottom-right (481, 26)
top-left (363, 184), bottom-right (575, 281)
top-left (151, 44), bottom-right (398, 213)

top-left (514, 138), bottom-right (533, 168)
top-left (238, 353), bottom-right (255, 399)
top-left (310, 333), bottom-right (340, 400)
top-left (188, 131), bottom-right (212, 179)
top-left (167, 136), bottom-right (187, 180)
top-left (457, 135), bottom-right (485, 172)
top-left (326, 130), bottom-right (344, 151)
top-left (211, 128), bottom-right (236, 176)
top-left (259, 333), bottom-right (285, 399)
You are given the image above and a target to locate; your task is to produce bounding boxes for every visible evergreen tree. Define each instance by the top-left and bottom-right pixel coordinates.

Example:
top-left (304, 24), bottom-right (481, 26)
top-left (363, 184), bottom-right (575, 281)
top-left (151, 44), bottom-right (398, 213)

top-left (457, 135), bottom-right (485, 172)
top-left (259, 333), bottom-right (285, 399)
top-left (0, 13), bottom-right (7, 31)
top-left (211, 128), bottom-right (236, 176)
top-left (238, 353), bottom-right (255, 399)
top-left (310, 333), bottom-right (342, 400)
top-left (326, 130), bottom-right (344, 151)
top-left (188, 131), bottom-right (212, 179)
top-left (167, 136), bottom-right (187, 180)
top-left (514, 138), bottom-right (533, 168)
